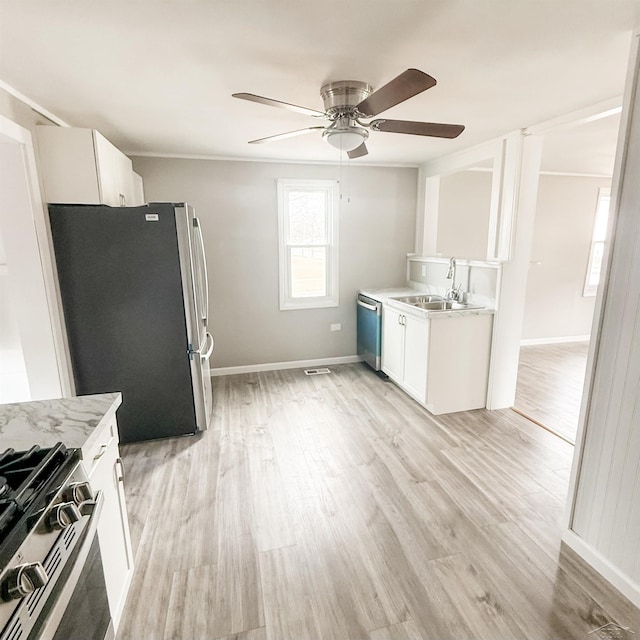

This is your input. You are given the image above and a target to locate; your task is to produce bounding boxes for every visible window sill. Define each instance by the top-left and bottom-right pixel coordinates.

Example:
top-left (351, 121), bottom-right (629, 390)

top-left (280, 298), bottom-right (339, 311)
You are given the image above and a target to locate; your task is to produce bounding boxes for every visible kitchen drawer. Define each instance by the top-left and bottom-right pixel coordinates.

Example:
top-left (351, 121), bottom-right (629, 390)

top-left (81, 417), bottom-right (133, 630)
top-left (81, 417), bottom-right (118, 477)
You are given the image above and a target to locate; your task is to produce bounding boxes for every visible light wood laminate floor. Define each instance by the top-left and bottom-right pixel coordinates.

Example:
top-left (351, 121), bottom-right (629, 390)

top-left (116, 364), bottom-right (638, 640)
top-left (514, 341), bottom-right (590, 443)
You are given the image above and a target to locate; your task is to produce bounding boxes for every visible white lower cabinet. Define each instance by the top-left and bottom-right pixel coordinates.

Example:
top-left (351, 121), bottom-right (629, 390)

top-left (426, 313), bottom-right (493, 414)
top-left (381, 305), bottom-right (404, 382)
top-left (382, 302), bottom-right (493, 414)
top-left (382, 305), bottom-right (429, 404)
top-left (81, 417), bottom-right (133, 631)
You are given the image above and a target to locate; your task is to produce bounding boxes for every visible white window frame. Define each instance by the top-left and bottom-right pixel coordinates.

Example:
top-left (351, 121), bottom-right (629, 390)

top-left (277, 179), bottom-right (339, 310)
top-left (583, 187), bottom-right (611, 297)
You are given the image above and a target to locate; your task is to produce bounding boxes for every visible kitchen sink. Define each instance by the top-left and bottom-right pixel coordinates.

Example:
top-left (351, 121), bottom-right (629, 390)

top-left (412, 301), bottom-right (481, 311)
top-left (391, 294), bottom-right (444, 304)
top-left (390, 293), bottom-right (483, 312)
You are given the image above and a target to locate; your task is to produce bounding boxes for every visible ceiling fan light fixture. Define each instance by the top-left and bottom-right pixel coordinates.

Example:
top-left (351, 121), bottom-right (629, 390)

top-left (323, 127), bottom-right (369, 152)
top-left (234, 68), bottom-right (465, 156)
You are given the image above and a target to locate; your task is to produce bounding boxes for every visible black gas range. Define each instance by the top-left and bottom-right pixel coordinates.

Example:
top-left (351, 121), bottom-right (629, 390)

top-left (0, 443), bottom-right (112, 640)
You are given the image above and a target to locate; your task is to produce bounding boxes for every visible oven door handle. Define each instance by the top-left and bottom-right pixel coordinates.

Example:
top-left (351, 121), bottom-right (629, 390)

top-left (36, 490), bottom-right (105, 640)
top-left (357, 298), bottom-right (379, 312)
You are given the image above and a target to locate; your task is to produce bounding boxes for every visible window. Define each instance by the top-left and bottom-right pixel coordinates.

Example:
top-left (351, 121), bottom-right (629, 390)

top-left (583, 187), bottom-right (611, 297)
top-left (277, 179), bottom-right (339, 310)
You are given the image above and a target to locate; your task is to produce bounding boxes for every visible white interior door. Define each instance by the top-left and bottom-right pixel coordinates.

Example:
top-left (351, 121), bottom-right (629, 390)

top-left (0, 116), bottom-right (71, 400)
top-left (0, 236), bottom-right (29, 403)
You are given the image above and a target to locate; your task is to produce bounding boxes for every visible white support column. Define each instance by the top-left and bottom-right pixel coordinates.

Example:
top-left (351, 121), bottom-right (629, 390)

top-left (485, 131), bottom-right (543, 409)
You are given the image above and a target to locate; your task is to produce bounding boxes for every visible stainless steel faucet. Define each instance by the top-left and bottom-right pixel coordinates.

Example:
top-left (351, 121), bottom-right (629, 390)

top-left (446, 257), bottom-right (463, 301)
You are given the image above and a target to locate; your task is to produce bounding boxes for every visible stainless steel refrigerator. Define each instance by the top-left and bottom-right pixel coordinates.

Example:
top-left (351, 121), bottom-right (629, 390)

top-left (49, 202), bottom-right (214, 443)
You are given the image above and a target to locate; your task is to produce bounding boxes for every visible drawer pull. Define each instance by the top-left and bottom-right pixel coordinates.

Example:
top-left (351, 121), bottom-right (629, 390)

top-left (93, 437), bottom-right (114, 460)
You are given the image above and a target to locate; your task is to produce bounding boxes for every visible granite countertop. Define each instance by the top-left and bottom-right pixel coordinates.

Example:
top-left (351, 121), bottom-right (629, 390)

top-left (0, 392), bottom-right (122, 454)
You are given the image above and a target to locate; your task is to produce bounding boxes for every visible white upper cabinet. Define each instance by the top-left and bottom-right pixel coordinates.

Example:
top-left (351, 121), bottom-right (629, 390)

top-left (131, 171), bottom-right (145, 205)
top-left (36, 126), bottom-right (144, 206)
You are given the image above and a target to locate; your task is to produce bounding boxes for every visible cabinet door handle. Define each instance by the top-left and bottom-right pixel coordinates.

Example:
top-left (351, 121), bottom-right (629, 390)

top-left (116, 457), bottom-right (126, 483)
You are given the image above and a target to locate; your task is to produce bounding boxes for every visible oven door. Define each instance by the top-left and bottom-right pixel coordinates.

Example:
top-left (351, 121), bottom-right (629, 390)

top-left (30, 492), bottom-right (113, 640)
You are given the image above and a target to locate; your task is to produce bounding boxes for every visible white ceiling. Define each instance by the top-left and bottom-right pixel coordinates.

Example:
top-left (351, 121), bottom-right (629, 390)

top-left (0, 1), bottom-right (637, 170)
top-left (540, 112), bottom-right (622, 175)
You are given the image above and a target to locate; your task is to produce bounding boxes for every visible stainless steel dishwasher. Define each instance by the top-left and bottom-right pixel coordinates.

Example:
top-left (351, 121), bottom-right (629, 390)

top-left (356, 293), bottom-right (382, 371)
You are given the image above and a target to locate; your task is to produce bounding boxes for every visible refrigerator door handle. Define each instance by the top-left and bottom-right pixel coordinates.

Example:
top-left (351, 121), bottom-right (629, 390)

top-left (201, 331), bottom-right (215, 361)
top-left (193, 217), bottom-right (209, 325)
top-left (188, 332), bottom-right (215, 361)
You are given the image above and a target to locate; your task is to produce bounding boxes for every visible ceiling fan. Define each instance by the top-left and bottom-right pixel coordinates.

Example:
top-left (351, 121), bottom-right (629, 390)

top-left (232, 68), bottom-right (465, 159)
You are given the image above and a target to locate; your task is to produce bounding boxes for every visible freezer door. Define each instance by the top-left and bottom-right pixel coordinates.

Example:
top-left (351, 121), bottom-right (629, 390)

top-left (174, 205), bottom-right (208, 348)
top-left (199, 331), bottom-right (214, 427)
top-left (174, 204), bottom-right (213, 430)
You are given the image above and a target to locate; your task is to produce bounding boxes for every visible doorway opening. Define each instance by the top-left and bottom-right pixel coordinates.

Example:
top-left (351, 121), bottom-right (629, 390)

top-left (513, 111), bottom-right (620, 444)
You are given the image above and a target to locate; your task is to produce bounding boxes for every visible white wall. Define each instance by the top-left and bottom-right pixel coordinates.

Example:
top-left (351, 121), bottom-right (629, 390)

top-left (132, 157), bottom-right (417, 369)
top-left (407, 257), bottom-right (499, 309)
top-left (436, 169), bottom-right (493, 260)
top-left (522, 174), bottom-right (611, 340)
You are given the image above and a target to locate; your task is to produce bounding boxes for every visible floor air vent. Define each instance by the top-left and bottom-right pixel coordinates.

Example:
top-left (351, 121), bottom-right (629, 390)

top-left (304, 368), bottom-right (331, 376)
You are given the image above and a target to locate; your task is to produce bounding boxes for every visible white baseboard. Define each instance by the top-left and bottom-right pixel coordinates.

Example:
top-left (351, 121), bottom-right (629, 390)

top-left (562, 529), bottom-right (640, 609)
top-left (210, 355), bottom-right (362, 377)
top-left (520, 335), bottom-right (590, 346)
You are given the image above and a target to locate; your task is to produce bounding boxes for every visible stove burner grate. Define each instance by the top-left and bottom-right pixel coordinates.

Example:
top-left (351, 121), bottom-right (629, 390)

top-left (0, 443), bottom-right (73, 541)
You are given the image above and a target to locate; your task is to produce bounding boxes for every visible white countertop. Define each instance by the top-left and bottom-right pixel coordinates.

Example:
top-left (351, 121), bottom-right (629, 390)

top-left (359, 286), bottom-right (494, 319)
top-left (359, 286), bottom-right (419, 302)
top-left (0, 393), bottom-right (122, 454)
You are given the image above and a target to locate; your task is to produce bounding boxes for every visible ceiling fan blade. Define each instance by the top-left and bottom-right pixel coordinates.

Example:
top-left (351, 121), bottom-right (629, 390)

top-left (233, 93), bottom-right (326, 118)
top-left (370, 119), bottom-right (465, 139)
top-left (248, 127), bottom-right (326, 144)
top-left (348, 142), bottom-right (368, 159)
top-left (356, 69), bottom-right (437, 117)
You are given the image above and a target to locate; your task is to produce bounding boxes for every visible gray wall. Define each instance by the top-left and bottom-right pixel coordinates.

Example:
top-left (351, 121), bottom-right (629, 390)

top-left (522, 174), bottom-right (611, 340)
top-left (132, 157), bottom-right (417, 368)
top-left (436, 169), bottom-right (493, 260)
